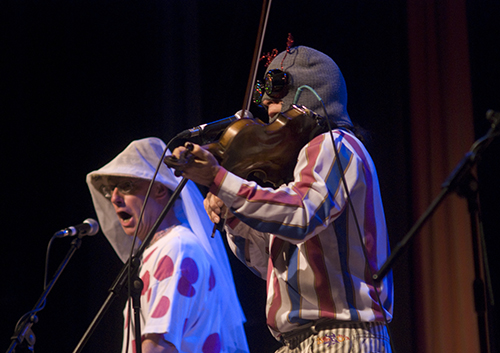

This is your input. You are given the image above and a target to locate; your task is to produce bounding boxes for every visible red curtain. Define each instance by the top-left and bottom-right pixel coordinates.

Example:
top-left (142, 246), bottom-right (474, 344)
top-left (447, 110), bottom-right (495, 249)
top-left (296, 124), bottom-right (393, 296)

top-left (407, 0), bottom-right (481, 352)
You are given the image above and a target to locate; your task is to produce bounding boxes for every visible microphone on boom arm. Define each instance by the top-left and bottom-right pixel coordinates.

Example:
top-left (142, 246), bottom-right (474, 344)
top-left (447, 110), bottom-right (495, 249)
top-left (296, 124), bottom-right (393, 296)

top-left (175, 110), bottom-right (253, 144)
top-left (54, 218), bottom-right (100, 238)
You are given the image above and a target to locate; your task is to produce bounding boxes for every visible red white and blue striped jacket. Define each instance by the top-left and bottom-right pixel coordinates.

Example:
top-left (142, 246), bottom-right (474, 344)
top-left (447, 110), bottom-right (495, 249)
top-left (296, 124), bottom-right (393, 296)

top-left (209, 130), bottom-right (394, 338)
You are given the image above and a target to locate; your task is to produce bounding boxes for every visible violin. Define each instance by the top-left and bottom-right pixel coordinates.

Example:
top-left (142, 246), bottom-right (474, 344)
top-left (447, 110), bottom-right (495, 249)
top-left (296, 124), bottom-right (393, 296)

top-left (164, 104), bottom-right (326, 188)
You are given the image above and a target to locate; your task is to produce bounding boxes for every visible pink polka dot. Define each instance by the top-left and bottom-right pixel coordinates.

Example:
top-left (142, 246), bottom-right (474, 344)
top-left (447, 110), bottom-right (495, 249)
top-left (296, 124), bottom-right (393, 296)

top-left (141, 271), bottom-right (150, 296)
top-left (124, 308), bottom-right (129, 329)
top-left (151, 296), bottom-right (171, 318)
top-left (202, 333), bottom-right (221, 353)
top-left (143, 247), bottom-right (157, 264)
top-left (209, 266), bottom-right (216, 291)
top-left (154, 255), bottom-right (174, 281)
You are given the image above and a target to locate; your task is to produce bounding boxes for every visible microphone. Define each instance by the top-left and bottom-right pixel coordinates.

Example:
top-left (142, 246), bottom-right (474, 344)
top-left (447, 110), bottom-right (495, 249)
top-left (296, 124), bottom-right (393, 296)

top-left (54, 218), bottom-right (100, 238)
top-left (176, 110), bottom-right (253, 143)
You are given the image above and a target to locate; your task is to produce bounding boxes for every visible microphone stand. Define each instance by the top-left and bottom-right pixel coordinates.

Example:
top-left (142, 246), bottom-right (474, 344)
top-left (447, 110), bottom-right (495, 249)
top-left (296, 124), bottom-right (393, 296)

top-left (373, 110), bottom-right (499, 353)
top-left (6, 236), bottom-right (86, 353)
top-left (72, 178), bottom-right (188, 353)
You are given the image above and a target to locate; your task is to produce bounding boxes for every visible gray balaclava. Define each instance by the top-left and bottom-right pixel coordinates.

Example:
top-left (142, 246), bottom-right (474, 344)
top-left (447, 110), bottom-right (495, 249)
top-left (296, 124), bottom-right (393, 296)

top-left (264, 46), bottom-right (353, 128)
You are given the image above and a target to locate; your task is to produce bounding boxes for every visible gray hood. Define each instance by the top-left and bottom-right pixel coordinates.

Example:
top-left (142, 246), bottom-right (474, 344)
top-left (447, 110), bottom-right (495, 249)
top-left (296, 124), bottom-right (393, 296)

top-left (265, 46), bottom-right (353, 128)
top-left (86, 137), bottom-right (248, 351)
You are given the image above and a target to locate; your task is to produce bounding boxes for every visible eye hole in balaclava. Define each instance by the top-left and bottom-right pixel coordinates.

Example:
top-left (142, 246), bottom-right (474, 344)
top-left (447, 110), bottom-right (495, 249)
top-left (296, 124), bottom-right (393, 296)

top-left (253, 69), bottom-right (290, 106)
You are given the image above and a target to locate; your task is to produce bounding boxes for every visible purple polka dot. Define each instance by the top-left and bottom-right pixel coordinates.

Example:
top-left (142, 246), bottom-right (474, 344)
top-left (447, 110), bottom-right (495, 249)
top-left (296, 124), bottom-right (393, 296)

top-left (178, 276), bottom-right (196, 297)
top-left (209, 266), bottom-right (216, 291)
top-left (151, 296), bottom-right (170, 318)
top-left (202, 333), bottom-right (221, 353)
top-left (182, 318), bottom-right (189, 334)
top-left (177, 257), bottom-right (199, 297)
top-left (180, 257), bottom-right (198, 283)
top-left (154, 255), bottom-right (174, 281)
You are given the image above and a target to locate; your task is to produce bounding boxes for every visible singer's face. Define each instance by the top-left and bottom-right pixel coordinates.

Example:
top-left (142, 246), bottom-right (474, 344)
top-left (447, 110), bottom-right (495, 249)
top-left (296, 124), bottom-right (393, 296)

top-left (263, 99), bottom-right (283, 120)
top-left (103, 176), bottom-right (164, 241)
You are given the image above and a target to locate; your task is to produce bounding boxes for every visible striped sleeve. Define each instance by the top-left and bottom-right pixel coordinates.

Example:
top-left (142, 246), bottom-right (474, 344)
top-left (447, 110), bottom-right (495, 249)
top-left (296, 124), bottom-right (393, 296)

top-left (209, 131), bottom-right (362, 244)
top-left (224, 222), bottom-right (270, 279)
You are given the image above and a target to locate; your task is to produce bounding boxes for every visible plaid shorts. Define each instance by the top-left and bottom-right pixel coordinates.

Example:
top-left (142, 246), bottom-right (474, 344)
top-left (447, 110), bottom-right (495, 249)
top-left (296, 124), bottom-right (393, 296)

top-left (276, 321), bottom-right (392, 353)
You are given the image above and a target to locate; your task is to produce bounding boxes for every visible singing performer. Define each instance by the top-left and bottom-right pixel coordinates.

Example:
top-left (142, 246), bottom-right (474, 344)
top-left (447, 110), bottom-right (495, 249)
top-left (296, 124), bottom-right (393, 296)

top-left (172, 46), bottom-right (394, 353)
top-left (87, 137), bottom-right (249, 353)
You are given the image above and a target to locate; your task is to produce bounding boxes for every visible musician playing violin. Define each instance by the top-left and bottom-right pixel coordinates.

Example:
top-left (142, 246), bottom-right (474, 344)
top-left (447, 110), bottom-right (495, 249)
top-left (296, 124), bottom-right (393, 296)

top-left (173, 46), bottom-right (394, 353)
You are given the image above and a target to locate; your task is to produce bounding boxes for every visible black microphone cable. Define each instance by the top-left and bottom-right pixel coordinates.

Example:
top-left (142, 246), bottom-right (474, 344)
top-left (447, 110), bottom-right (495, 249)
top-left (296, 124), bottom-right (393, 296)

top-left (122, 134), bottom-right (180, 353)
top-left (294, 84), bottom-right (396, 353)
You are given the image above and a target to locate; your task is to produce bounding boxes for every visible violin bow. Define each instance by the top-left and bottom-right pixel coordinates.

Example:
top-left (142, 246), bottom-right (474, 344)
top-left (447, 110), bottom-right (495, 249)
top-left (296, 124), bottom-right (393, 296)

top-left (212, 0), bottom-right (272, 235)
top-left (241, 0), bottom-right (272, 114)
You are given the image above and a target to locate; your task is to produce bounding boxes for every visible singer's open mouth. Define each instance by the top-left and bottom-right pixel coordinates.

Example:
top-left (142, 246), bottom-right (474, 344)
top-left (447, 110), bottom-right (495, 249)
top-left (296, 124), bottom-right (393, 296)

top-left (117, 211), bottom-right (132, 222)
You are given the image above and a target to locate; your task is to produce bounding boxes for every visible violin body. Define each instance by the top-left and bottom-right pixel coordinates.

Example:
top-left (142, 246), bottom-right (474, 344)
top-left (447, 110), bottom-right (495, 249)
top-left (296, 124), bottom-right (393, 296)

top-left (166, 105), bottom-right (326, 188)
top-left (208, 105), bottom-right (325, 187)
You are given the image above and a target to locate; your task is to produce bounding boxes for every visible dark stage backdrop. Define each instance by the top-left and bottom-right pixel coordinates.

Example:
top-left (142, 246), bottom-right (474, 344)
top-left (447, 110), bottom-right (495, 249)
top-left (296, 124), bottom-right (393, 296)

top-left (467, 1), bottom-right (500, 352)
top-left (0, 1), bottom-right (497, 352)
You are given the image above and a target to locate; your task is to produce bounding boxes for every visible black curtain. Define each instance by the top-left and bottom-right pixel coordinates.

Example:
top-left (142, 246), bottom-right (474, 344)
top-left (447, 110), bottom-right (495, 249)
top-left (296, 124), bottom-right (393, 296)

top-left (4, 0), bottom-right (497, 352)
top-left (468, 0), bottom-right (500, 351)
